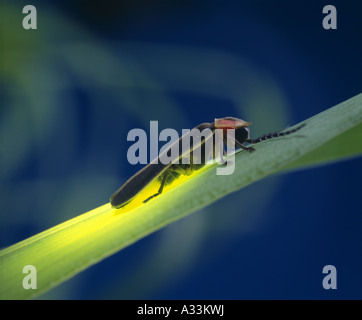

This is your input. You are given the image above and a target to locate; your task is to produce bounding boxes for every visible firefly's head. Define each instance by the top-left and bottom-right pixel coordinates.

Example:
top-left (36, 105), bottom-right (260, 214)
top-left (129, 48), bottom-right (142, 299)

top-left (214, 117), bottom-right (252, 143)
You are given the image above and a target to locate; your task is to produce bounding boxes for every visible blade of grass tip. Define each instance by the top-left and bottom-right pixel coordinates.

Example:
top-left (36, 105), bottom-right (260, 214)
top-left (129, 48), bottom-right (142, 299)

top-left (282, 121), bottom-right (362, 172)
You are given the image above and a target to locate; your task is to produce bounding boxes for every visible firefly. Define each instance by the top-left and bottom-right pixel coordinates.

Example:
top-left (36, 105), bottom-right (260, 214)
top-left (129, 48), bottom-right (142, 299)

top-left (110, 117), bottom-right (304, 209)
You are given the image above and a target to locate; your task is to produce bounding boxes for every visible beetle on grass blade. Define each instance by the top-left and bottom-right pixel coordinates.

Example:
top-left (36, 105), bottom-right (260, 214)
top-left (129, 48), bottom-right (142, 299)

top-left (110, 117), bottom-right (305, 209)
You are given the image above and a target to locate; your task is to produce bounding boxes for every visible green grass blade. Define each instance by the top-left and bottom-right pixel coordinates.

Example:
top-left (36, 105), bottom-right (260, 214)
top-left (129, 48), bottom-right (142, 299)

top-left (1, 93), bottom-right (362, 300)
top-left (282, 121), bottom-right (362, 171)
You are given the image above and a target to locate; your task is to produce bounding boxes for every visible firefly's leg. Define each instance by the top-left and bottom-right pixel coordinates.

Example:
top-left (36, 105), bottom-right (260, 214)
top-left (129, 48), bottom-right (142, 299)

top-left (143, 171), bottom-right (169, 203)
top-left (224, 133), bottom-right (255, 153)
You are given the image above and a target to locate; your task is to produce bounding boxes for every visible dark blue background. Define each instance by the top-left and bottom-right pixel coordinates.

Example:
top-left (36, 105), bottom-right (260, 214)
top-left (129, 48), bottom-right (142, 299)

top-left (1, 0), bottom-right (361, 299)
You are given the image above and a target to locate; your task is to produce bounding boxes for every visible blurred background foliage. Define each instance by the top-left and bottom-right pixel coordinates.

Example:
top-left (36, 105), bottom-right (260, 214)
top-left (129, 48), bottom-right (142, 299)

top-left (1, 0), bottom-right (361, 299)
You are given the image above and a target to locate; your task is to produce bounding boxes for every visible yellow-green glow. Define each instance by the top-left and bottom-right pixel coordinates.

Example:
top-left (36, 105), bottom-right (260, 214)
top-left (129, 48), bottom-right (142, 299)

top-left (117, 164), bottom-right (213, 213)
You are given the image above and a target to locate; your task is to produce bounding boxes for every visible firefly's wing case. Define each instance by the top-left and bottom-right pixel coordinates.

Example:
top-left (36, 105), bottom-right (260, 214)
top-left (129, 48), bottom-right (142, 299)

top-left (110, 122), bottom-right (214, 208)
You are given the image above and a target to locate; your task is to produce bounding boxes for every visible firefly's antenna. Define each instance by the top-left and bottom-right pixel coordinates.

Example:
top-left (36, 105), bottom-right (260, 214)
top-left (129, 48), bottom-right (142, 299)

top-left (246, 123), bottom-right (306, 144)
